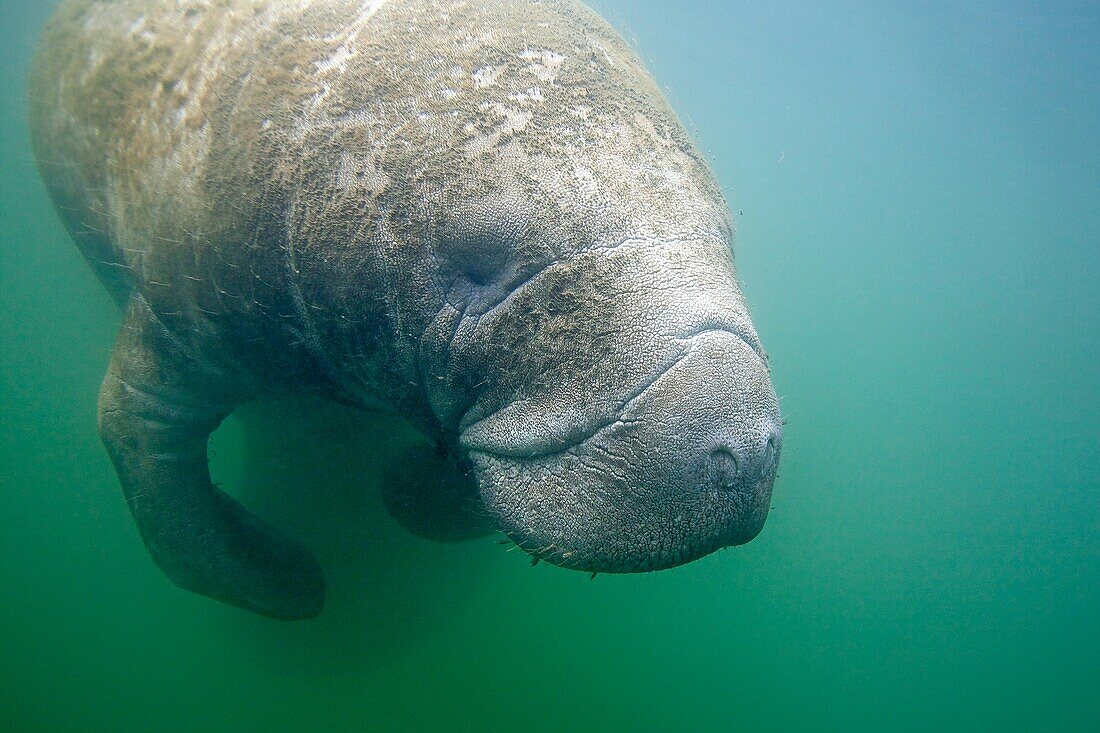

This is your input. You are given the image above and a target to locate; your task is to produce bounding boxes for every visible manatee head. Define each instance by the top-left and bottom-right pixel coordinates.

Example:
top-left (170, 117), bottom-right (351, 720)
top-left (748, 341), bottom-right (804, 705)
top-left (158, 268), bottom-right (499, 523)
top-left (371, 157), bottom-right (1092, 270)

top-left (406, 1), bottom-right (783, 572)
top-left (422, 204), bottom-right (784, 572)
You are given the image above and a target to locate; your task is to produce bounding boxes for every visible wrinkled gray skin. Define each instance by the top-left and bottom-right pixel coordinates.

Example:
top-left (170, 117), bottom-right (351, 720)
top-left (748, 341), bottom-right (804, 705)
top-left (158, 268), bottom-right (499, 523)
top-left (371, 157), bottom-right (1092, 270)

top-left (29, 0), bottom-right (782, 619)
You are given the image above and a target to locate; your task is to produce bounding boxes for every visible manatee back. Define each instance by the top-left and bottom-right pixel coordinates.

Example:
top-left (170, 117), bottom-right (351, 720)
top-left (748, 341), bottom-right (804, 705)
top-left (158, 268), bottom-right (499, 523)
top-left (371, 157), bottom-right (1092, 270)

top-left (30, 0), bottom-right (154, 300)
top-left (28, 0), bottom-right (330, 302)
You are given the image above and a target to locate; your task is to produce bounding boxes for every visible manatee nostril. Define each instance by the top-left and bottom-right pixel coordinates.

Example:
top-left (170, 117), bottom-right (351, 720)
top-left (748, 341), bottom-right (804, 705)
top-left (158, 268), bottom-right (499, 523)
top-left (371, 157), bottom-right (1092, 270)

top-left (762, 430), bottom-right (781, 473)
top-left (707, 446), bottom-right (740, 493)
top-left (463, 264), bottom-right (495, 286)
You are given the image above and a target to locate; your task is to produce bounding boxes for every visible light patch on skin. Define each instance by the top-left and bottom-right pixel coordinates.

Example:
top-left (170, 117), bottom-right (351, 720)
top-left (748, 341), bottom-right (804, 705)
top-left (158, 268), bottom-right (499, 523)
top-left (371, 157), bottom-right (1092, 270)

top-left (463, 99), bottom-right (533, 156)
top-left (509, 86), bottom-right (544, 104)
top-left (589, 39), bottom-right (617, 67)
top-left (315, 44), bottom-right (357, 73)
top-left (358, 0), bottom-right (390, 22)
top-left (519, 48), bottom-right (565, 83)
top-left (339, 0), bottom-right (392, 47)
top-left (488, 102), bottom-right (531, 132)
top-left (572, 162), bottom-right (599, 200)
top-left (83, 46), bottom-right (103, 82)
top-left (633, 112), bottom-right (667, 147)
top-left (569, 105), bottom-right (592, 121)
top-left (472, 65), bottom-right (502, 88)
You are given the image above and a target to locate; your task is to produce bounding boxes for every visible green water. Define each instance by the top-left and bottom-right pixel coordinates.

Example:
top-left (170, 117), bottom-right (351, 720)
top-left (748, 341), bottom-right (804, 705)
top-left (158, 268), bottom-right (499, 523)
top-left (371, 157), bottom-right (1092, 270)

top-left (1, 1), bottom-right (1097, 731)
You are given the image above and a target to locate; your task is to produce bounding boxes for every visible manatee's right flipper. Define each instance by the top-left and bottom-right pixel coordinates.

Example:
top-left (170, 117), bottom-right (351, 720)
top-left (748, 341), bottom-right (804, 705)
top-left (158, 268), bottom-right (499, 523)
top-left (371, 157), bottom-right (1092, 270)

top-left (97, 298), bottom-right (325, 619)
top-left (382, 442), bottom-right (493, 542)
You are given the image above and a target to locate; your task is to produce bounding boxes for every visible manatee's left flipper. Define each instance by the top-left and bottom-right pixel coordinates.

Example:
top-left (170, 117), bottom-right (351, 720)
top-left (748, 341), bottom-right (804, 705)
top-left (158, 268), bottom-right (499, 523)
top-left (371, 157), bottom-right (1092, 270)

top-left (382, 442), bottom-right (494, 542)
top-left (97, 297), bottom-right (325, 619)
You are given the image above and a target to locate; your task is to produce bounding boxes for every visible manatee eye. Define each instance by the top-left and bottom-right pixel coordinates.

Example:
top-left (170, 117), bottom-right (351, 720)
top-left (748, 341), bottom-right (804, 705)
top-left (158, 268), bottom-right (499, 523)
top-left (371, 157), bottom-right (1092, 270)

top-left (458, 243), bottom-right (506, 286)
top-left (440, 228), bottom-right (509, 292)
top-left (438, 202), bottom-right (530, 290)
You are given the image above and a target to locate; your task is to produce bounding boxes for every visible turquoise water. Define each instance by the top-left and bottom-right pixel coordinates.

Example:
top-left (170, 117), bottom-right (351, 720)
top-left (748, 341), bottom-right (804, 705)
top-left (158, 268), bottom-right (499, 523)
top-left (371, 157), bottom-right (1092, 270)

top-left (1, 1), bottom-right (1097, 731)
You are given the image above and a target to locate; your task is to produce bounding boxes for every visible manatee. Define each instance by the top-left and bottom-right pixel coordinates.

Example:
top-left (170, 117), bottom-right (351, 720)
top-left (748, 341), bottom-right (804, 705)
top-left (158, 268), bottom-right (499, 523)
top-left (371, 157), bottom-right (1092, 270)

top-left (28, 0), bottom-right (783, 619)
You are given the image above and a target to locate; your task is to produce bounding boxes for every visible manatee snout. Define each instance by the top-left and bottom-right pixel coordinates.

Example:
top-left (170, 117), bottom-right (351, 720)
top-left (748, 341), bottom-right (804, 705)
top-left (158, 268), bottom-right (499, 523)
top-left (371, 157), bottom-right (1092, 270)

top-left (657, 330), bottom-right (783, 548)
top-left (466, 328), bottom-right (782, 573)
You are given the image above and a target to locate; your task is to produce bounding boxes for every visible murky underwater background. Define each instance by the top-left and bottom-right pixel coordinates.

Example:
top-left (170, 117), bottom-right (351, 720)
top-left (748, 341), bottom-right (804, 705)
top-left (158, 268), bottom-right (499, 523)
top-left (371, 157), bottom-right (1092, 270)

top-left (1, 1), bottom-right (1097, 731)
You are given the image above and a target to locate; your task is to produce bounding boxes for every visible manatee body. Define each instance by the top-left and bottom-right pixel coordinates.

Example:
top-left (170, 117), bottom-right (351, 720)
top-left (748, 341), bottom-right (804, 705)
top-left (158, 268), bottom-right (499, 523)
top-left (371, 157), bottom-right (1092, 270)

top-left (29, 0), bottom-right (783, 619)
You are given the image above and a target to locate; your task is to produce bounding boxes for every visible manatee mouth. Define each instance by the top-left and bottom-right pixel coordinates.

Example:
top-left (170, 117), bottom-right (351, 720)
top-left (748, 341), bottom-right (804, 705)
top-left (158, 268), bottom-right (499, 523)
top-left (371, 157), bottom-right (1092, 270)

top-left (460, 327), bottom-right (781, 574)
top-left (467, 440), bottom-right (777, 573)
top-left (459, 325), bottom-right (764, 461)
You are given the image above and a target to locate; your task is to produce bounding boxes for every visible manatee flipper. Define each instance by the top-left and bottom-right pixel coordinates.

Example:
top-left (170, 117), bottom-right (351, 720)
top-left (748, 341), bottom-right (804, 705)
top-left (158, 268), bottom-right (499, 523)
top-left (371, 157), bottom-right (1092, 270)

top-left (382, 442), bottom-right (493, 542)
top-left (97, 297), bottom-right (325, 619)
